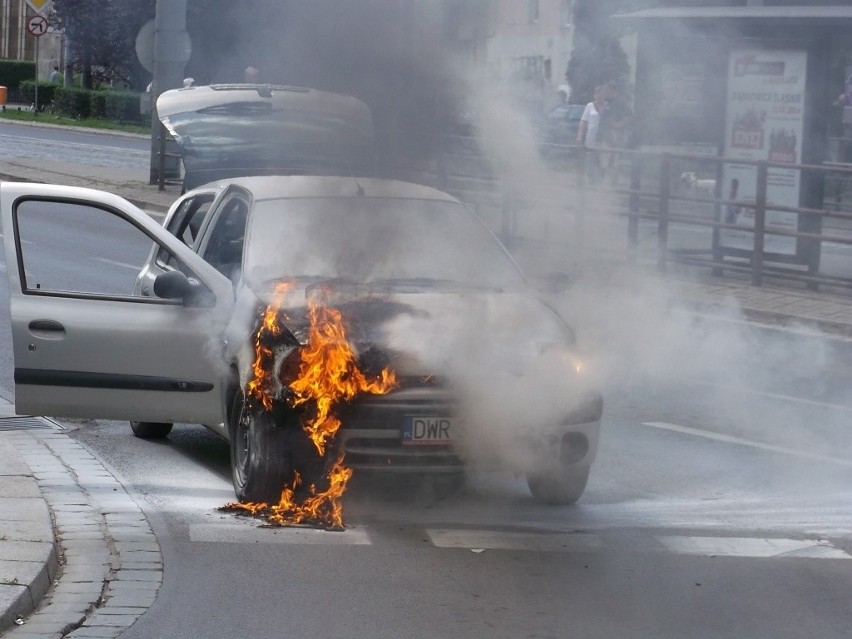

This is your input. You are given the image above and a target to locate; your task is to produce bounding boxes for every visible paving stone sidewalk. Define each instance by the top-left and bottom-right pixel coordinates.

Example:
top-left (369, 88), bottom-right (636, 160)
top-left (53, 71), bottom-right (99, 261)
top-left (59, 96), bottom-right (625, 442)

top-left (0, 396), bottom-right (163, 639)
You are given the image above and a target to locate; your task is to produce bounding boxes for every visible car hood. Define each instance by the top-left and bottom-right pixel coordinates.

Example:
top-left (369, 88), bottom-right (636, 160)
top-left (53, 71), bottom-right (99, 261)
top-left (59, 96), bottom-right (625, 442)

top-left (157, 84), bottom-right (377, 190)
top-left (252, 279), bottom-right (574, 378)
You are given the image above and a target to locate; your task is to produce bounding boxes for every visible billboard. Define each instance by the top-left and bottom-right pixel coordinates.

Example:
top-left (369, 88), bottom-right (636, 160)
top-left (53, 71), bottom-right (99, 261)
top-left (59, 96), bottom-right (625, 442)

top-left (720, 49), bottom-right (807, 255)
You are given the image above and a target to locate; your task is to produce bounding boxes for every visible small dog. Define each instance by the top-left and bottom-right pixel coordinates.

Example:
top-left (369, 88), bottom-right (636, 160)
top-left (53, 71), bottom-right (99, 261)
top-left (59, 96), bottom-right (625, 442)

top-left (680, 171), bottom-right (716, 197)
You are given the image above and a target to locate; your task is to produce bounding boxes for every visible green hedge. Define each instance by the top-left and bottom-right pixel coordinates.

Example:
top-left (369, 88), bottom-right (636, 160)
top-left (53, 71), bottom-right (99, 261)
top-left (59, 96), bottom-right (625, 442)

top-left (54, 86), bottom-right (91, 118)
top-left (104, 90), bottom-right (142, 123)
top-left (14, 78), bottom-right (145, 123)
top-left (89, 90), bottom-right (107, 118)
top-left (0, 59), bottom-right (35, 89)
top-left (18, 80), bottom-right (59, 108)
top-left (54, 86), bottom-right (144, 123)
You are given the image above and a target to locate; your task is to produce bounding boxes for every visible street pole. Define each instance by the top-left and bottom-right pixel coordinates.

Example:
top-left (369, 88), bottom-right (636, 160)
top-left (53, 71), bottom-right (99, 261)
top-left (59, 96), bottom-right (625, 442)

top-left (34, 36), bottom-right (39, 113)
top-left (149, 0), bottom-right (190, 184)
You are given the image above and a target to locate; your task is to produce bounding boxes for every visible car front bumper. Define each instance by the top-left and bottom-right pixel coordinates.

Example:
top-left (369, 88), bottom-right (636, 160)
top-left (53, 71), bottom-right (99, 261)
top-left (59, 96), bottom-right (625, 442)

top-left (336, 386), bottom-right (603, 475)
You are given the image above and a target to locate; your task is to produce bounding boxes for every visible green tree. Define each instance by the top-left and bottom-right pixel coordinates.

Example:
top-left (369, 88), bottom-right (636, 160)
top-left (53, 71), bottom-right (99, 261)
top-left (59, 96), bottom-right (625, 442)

top-left (565, 0), bottom-right (647, 104)
top-left (52, 0), bottom-right (154, 89)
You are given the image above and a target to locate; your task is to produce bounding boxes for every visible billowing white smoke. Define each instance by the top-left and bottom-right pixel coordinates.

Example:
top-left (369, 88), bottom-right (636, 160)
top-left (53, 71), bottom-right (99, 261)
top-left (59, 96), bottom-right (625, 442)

top-left (380, 293), bottom-right (597, 470)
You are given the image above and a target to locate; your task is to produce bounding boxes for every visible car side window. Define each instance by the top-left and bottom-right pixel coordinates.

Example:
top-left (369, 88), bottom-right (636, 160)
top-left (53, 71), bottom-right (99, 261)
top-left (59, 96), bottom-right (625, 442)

top-left (156, 193), bottom-right (215, 268)
top-left (14, 198), bottom-right (205, 301)
top-left (201, 194), bottom-right (249, 282)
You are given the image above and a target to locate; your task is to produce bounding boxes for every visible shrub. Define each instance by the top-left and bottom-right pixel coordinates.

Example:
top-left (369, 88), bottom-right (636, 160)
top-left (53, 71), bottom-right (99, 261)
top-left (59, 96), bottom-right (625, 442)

top-left (0, 59), bottom-right (35, 90)
top-left (18, 81), bottom-right (59, 109)
top-left (90, 90), bottom-right (107, 118)
top-left (54, 86), bottom-right (91, 118)
top-left (104, 90), bottom-right (142, 123)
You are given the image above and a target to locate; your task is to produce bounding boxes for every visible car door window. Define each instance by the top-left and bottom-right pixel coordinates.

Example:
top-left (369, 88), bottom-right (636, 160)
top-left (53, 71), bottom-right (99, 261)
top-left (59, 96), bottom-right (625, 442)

top-left (14, 198), bottom-right (206, 300)
top-left (201, 194), bottom-right (249, 282)
top-left (156, 192), bottom-right (215, 268)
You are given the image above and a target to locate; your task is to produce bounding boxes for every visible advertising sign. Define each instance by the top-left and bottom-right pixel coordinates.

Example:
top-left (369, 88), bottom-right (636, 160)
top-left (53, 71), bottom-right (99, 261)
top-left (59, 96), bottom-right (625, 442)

top-left (720, 50), bottom-right (807, 255)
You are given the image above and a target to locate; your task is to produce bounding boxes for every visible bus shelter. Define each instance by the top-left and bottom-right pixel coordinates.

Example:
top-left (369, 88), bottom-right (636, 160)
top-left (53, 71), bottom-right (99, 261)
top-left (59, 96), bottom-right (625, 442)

top-left (616, 5), bottom-right (852, 278)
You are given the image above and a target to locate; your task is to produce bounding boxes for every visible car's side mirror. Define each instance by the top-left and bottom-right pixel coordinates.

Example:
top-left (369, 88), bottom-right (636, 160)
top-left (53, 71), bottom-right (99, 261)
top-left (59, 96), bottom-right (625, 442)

top-left (153, 270), bottom-right (201, 305)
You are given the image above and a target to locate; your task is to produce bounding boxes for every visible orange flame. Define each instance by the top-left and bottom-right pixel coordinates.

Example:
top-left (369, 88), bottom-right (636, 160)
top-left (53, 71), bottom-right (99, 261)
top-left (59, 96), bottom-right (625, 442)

top-left (233, 452), bottom-right (353, 530)
top-left (225, 280), bottom-right (397, 530)
top-left (290, 300), bottom-right (397, 456)
top-left (245, 281), bottom-right (291, 411)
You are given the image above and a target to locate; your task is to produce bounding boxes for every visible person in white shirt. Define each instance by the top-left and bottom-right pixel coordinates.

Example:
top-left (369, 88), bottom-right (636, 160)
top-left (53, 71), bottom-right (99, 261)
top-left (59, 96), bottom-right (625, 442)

top-left (576, 85), bottom-right (608, 184)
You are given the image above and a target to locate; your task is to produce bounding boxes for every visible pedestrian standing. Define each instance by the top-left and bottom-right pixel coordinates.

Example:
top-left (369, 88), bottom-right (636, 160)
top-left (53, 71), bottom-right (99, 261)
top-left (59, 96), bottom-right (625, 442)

top-left (576, 85), bottom-right (608, 185)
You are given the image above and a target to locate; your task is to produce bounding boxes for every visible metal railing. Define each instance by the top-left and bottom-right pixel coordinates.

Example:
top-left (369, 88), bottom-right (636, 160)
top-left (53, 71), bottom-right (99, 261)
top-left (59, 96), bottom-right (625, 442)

top-left (393, 135), bottom-right (852, 294)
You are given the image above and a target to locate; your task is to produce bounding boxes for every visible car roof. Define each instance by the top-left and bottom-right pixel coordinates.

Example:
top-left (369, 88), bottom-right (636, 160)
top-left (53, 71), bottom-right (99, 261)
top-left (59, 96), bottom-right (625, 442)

top-left (196, 175), bottom-right (462, 204)
top-left (157, 84), bottom-right (373, 125)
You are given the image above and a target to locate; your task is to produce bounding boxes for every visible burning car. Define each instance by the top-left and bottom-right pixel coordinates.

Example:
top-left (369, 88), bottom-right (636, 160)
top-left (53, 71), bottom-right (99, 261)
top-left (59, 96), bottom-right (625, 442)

top-left (0, 85), bottom-right (601, 512)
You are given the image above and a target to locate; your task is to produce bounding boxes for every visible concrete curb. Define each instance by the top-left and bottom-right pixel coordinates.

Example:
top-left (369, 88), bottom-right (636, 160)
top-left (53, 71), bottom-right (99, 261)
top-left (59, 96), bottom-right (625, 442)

top-left (0, 419), bottom-right (59, 634)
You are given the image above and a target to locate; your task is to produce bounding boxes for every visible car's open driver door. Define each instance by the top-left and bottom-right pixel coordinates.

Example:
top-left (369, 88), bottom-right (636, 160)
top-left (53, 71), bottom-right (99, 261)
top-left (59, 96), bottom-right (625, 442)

top-left (1, 182), bottom-right (235, 426)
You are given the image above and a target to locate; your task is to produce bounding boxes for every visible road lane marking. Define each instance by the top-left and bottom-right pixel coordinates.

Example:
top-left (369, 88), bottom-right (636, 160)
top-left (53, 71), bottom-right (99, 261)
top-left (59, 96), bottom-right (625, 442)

top-left (189, 523), bottom-right (372, 545)
top-left (656, 536), bottom-right (851, 559)
top-left (685, 377), bottom-right (852, 413)
top-left (427, 529), bottom-right (603, 552)
top-left (642, 421), bottom-right (852, 468)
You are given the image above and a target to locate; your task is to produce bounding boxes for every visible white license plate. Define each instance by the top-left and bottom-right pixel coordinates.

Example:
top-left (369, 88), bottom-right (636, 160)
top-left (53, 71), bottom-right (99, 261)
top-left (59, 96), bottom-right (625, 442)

top-left (402, 416), bottom-right (456, 445)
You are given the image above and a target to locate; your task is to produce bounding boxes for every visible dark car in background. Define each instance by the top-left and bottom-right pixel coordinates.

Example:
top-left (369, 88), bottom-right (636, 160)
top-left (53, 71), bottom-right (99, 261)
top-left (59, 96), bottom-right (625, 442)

top-left (541, 103), bottom-right (585, 145)
top-left (156, 83), bottom-right (377, 191)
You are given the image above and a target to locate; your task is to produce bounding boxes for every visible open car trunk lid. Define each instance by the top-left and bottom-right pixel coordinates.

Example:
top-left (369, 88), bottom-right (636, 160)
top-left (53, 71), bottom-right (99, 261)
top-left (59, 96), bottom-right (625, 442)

top-left (157, 84), bottom-right (376, 190)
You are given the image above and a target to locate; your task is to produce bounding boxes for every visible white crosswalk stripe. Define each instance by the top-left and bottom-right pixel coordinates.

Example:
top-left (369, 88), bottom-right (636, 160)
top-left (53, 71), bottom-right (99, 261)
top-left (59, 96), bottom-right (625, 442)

top-left (427, 528), bottom-right (603, 552)
top-left (655, 536), bottom-right (851, 559)
top-left (189, 523), bottom-right (372, 545)
top-left (192, 519), bottom-right (852, 558)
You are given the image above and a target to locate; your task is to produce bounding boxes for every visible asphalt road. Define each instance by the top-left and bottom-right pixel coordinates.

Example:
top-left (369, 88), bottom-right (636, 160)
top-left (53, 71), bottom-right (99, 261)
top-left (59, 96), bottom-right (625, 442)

top-left (1, 119), bottom-right (150, 170)
top-left (2, 210), bottom-right (852, 637)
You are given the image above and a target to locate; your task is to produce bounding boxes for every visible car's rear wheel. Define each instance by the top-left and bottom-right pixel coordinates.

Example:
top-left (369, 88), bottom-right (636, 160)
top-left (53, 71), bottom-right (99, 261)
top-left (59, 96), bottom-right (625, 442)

top-left (227, 388), bottom-right (292, 504)
top-left (526, 465), bottom-right (590, 505)
top-left (129, 421), bottom-right (173, 439)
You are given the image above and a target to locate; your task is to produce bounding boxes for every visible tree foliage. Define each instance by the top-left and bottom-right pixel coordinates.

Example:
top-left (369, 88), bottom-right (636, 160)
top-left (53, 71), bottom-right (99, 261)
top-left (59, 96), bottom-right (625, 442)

top-left (51, 0), bottom-right (154, 89)
top-left (565, 0), bottom-right (649, 104)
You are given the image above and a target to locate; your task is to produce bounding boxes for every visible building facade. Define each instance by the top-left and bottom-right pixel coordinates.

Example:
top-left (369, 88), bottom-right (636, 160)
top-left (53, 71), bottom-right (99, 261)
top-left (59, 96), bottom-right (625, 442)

top-left (483, 0), bottom-right (574, 113)
top-left (1, 0), bottom-right (62, 79)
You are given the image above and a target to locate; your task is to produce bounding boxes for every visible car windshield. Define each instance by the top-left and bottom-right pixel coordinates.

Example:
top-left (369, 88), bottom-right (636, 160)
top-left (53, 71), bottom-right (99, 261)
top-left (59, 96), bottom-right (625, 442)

top-left (243, 196), bottom-right (526, 290)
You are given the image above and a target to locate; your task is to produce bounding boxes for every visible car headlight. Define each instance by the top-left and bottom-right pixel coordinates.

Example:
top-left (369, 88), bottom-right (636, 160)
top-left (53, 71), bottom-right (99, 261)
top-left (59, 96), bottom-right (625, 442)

top-left (538, 342), bottom-right (585, 375)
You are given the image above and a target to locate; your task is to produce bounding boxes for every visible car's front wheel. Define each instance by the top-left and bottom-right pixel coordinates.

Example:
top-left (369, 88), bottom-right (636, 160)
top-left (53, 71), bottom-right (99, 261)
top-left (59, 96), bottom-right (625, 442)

top-left (526, 465), bottom-right (590, 505)
top-left (129, 421), bottom-right (173, 439)
top-left (227, 387), bottom-right (292, 503)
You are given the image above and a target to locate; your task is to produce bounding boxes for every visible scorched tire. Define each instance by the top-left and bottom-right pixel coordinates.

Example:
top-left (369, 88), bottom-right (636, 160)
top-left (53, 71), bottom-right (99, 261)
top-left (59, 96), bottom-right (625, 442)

top-left (526, 465), bottom-right (590, 505)
top-left (227, 388), bottom-right (292, 504)
top-left (130, 421), bottom-right (173, 439)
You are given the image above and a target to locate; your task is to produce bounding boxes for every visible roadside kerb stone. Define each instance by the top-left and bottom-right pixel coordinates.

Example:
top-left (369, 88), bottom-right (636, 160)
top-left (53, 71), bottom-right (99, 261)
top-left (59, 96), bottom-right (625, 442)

top-left (0, 431), bottom-right (59, 635)
top-left (2, 425), bottom-right (163, 638)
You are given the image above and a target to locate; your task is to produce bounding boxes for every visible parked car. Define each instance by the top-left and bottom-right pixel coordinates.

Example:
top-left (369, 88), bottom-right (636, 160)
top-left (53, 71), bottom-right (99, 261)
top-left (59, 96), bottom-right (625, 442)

top-left (0, 85), bottom-right (602, 505)
top-left (156, 83), bottom-right (377, 191)
top-left (540, 103), bottom-right (585, 145)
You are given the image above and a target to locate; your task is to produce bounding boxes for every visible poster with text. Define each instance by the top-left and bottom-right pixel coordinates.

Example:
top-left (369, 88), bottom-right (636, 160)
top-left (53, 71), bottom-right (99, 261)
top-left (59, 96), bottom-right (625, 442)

top-left (720, 49), bottom-right (806, 255)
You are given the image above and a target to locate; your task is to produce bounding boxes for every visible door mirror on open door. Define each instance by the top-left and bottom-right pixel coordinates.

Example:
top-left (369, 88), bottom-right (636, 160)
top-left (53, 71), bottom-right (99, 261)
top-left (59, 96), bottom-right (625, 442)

top-left (153, 270), bottom-right (207, 305)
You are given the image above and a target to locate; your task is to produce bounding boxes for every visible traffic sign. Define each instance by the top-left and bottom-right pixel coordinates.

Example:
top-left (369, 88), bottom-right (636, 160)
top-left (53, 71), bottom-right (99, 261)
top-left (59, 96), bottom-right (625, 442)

top-left (24, 0), bottom-right (50, 14)
top-left (26, 15), bottom-right (48, 37)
